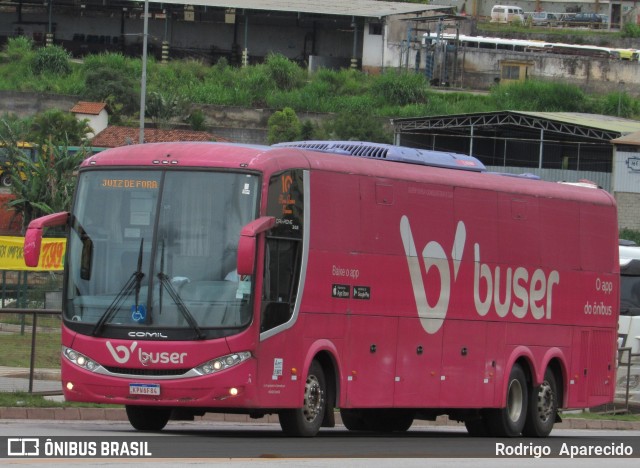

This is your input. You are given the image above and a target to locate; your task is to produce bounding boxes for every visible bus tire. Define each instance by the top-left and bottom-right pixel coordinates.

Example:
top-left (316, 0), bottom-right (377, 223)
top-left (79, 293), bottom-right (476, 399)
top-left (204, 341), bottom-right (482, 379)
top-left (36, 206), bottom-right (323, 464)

top-left (465, 412), bottom-right (490, 437)
top-left (363, 409), bottom-right (415, 432)
top-left (125, 405), bottom-right (171, 431)
top-left (523, 368), bottom-right (558, 437)
top-left (340, 409), bottom-right (368, 431)
top-left (279, 360), bottom-right (326, 437)
top-left (486, 364), bottom-right (528, 437)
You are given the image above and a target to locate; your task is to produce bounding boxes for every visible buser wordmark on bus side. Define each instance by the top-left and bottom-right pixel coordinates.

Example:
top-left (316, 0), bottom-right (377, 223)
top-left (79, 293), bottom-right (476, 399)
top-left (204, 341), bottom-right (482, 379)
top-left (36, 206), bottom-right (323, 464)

top-left (401, 215), bottom-right (560, 333)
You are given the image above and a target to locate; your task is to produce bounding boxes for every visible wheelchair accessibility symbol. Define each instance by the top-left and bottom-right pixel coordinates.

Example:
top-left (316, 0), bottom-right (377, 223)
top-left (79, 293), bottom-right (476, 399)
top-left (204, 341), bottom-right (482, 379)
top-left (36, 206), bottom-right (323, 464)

top-left (131, 305), bottom-right (147, 323)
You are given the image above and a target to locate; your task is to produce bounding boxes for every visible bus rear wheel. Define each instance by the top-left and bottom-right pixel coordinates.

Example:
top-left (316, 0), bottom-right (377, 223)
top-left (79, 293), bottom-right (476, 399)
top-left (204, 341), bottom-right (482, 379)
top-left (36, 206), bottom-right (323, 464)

top-left (279, 360), bottom-right (326, 437)
top-left (340, 409), bottom-right (368, 431)
top-left (523, 368), bottom-right (558, 437)
top-left (486, 364), bottom-right (528, 437)
top-left (125, 405), bottom-right (171, 431)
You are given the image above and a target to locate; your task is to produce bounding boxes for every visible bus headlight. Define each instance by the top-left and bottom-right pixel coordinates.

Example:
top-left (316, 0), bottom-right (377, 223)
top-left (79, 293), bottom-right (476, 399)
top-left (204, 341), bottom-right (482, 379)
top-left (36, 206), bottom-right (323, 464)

top-left (195, 351), bottom-right (251, 375)
top-left (62, 346), bottom-right (100, 372)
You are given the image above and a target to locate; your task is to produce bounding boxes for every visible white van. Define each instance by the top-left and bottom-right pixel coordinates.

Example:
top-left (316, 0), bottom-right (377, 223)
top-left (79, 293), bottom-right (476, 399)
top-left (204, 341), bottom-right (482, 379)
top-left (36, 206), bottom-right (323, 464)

top-left (490, 5), bottom-right (525, 24)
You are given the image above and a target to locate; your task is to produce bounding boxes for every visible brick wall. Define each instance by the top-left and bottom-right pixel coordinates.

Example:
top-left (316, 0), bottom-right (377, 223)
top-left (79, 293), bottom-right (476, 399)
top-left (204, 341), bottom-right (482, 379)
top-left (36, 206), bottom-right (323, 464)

top-left (616, 192), bottom-right (640, 231)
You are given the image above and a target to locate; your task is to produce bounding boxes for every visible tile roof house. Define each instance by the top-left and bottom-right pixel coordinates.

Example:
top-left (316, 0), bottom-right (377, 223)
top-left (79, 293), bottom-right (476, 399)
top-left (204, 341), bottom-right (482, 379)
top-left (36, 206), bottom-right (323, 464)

top-left (70, 101), bottom-right (108, 138)
top-left (90, 126), bottom-right (231, 148)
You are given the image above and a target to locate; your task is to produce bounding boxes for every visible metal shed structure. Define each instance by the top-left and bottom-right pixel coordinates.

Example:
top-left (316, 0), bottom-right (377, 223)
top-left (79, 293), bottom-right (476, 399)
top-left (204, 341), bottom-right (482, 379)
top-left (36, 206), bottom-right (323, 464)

top-left (393, 111), bottom-right (640, 191)
top-left (0, 0), bottom-right (445, 68)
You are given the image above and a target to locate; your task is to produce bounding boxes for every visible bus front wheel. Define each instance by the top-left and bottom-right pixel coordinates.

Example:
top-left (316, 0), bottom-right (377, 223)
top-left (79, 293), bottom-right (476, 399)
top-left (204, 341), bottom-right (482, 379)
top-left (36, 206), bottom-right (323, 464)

top-left (125, 405), bottom-right (171, 431)
top-left (486, 364), bottom-right (528, 437)
top-left (279, 360), bottom-right (326, 437)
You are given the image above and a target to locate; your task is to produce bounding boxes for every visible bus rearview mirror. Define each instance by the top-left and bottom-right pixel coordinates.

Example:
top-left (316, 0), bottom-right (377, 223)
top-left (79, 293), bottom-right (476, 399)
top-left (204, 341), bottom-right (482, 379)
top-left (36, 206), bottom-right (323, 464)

top-left (23, 212), bottom-right (69, 267)
top-left (237, 216), bottom-right (276, 276)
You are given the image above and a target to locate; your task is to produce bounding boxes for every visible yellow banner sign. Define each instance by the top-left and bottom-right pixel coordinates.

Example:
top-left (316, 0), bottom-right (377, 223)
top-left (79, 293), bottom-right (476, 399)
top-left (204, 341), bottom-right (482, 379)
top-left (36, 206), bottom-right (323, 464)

top-left (0, 236), bottom-right (66, 271)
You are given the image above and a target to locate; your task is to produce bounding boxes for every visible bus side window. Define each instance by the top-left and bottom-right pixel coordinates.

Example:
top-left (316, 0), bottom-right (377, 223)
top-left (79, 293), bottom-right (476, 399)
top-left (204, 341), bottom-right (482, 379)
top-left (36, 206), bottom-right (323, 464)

top-left (261, 238), bottom-right (301, 332)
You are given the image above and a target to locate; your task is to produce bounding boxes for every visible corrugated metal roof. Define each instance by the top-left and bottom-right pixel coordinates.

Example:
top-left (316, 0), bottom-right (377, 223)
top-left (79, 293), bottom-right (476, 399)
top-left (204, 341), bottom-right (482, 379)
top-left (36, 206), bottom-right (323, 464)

top-left (144, 0), bottom-right (442, 18)
top-left (514, 111), bottom-right (640, 135)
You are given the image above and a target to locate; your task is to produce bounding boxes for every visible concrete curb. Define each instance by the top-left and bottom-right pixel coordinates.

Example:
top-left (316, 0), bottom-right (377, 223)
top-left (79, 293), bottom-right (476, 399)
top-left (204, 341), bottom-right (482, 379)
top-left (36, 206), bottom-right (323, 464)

top-left (1, 407), bottom-right (639, 430)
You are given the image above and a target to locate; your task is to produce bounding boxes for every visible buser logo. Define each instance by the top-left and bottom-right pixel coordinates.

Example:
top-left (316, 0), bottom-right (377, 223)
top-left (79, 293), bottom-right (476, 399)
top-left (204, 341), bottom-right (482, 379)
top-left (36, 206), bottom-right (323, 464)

top-left (105, 341), bottom-right (187, 366)
top-left (400, 215), bottom-right (560, 334)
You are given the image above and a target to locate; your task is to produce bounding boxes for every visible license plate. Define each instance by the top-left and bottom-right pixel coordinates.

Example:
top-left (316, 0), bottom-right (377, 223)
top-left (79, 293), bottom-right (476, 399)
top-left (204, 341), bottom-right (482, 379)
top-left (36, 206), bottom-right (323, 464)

top-left (129, 383), bottom-right (160, 396)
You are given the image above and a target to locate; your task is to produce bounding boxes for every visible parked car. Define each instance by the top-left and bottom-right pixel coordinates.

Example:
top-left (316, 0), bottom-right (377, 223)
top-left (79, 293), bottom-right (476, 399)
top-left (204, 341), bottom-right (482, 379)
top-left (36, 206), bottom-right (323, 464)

top-left (490, 5), bottom-right (525, 24)
top-left (562, 12), bottom-right (604, 28)
top-left (528, 11), bottom-right (560, 26)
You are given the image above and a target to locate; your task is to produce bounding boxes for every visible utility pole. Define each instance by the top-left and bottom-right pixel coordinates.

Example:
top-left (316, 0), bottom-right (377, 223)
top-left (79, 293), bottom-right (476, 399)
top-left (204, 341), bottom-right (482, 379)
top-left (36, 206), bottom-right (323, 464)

top-left (139, 0), bottom-right (150, 144)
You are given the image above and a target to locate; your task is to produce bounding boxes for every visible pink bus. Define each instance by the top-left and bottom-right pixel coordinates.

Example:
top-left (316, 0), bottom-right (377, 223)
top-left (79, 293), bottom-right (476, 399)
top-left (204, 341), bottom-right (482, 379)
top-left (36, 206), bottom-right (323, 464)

top-left (24, 141), bottom-right (619, 437)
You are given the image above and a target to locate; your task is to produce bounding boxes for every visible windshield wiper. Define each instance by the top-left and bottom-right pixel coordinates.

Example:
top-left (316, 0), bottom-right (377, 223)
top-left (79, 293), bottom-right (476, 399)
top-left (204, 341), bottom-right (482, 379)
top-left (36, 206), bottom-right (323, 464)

top-left (92, 239), bottom-right (145, 336)
top-left (157, 272), bottom-right (205, 339)
top-left (156, 239), bottom-right (205, 339)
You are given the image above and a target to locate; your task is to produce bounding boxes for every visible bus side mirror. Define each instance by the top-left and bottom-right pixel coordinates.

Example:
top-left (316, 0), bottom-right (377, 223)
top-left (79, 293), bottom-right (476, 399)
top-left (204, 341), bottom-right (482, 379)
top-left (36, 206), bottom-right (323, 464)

top-left (237, 216), bottom-right (275, 276)
top-left (24, 212), bottom-right (69, 267)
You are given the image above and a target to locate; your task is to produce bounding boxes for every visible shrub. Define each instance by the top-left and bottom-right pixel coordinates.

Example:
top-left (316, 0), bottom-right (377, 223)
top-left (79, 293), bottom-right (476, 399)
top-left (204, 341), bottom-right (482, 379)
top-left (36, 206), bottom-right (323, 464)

top-left (621, 23), bottom-right (640, 38)
top-left (267, 107), bottom-right (302, 144)
top-left (31, 45), bottom-right (71, 75)
top-left (186, 108), bottom-right (207, 131)
top-left (371, 70), bottom-right (428, 106)
top-left (2, 36), bottom-right (34, 63)
top-left (323, 107), bottom-right (392, 143)
top-left (264, 53), bottom-right (305, 91)
top-left (620, 228), bottom-right (640, 245)
top-left (82, 64), bottom-right (139, 115)
top-left (145, 91), bottom-right (189, 129)
top-left (490, 80), bottom-right (588, 112)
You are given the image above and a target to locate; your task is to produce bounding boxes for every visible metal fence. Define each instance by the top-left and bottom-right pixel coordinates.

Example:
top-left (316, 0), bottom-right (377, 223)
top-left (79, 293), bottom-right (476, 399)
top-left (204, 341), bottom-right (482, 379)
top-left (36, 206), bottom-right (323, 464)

top-left (0, 271), bottom-right (63, 395)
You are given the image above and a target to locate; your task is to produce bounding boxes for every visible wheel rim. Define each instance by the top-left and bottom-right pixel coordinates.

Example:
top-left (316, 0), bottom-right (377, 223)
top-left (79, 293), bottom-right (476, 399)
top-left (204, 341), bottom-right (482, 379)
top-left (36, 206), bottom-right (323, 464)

top-left (507, 378), bottom-right (524, 422)
top-left (302, 374), bottom-right (323, 423)
top-left (536, 380), bottom-right (556, 422)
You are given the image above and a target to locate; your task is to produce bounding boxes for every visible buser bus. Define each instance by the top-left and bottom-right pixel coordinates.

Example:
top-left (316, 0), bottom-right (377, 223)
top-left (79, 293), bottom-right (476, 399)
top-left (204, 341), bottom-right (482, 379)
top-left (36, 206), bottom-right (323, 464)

top-left (24, 141), bottom-right (619, 437)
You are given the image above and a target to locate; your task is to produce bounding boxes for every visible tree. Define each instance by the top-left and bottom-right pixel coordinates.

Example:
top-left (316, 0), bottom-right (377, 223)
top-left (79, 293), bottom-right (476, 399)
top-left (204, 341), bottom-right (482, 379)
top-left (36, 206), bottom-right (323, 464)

top-left (1, 113), bottom-right (88, 232)
top-left (82, 64), bottom-right (139, 116)
top-left (267, 107), bottom-right (302, 144)
top-left (6, 141), bottom-right (86, 232)
top-left (28, 108), bottom-right (92, 146)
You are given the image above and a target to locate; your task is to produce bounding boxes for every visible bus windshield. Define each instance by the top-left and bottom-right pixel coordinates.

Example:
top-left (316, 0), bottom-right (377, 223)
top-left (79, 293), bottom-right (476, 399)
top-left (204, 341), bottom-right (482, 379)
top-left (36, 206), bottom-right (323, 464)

top-left (65, 170), bottom-right (259, 334)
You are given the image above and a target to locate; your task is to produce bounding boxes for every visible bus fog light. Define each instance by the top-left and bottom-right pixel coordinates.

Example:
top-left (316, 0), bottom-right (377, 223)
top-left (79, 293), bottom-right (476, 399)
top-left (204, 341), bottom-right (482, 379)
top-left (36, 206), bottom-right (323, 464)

top-left (66, 382), bottom-right (74, 391)
top-left (229, 387), bottom-right (238, 396)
